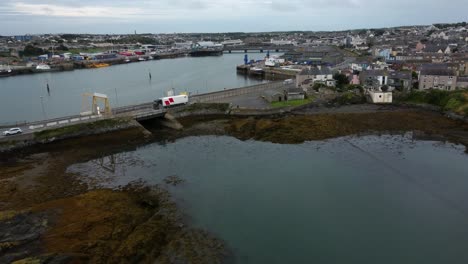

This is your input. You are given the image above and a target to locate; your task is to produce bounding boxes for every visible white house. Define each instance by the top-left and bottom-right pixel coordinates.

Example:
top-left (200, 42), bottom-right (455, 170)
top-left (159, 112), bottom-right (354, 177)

top-left (296, 66), bottom-right (333, 89)
top-left (367, 90), bottom-right (392, 104)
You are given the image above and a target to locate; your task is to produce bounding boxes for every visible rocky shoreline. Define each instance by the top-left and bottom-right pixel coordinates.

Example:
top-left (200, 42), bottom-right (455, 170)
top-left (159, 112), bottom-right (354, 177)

top-left (0, 128), bottom-right (231, 263)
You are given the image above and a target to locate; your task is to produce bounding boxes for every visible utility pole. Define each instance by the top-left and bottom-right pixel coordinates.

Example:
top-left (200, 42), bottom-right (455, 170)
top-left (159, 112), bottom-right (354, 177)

top-left (114, 87), bottom-right (119, 107)
top-left (40, 96), bottom-right (47, 120)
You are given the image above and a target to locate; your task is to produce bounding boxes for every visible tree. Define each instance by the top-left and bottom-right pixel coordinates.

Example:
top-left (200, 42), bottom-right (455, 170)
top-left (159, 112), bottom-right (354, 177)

top-left (55, 44), bottom-right (69, 51)
top-left (23, 45), bottom-right (44, 57)
top-left (333, 73), bottom-right (350, 89)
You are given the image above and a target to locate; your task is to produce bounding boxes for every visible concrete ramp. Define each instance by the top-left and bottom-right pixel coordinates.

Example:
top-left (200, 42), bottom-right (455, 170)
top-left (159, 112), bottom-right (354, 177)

top-left (161, 113), bottom-right (183, 130)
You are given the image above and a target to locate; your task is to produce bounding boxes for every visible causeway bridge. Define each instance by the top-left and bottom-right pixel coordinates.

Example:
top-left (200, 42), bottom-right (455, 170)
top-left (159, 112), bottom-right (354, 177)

top-left (223, 45), bottom-right (295, 53)
top-left (0, 81), bottom-right (288, 139)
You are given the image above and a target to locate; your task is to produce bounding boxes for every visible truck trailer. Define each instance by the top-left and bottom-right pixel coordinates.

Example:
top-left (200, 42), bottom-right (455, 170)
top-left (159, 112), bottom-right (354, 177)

top-left (153, 95), bottom-right (189, 109)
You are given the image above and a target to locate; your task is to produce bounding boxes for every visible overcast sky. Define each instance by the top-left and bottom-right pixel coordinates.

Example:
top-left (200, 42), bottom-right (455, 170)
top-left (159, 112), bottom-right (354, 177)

top-left (1, 0), bottom-right (467, 35)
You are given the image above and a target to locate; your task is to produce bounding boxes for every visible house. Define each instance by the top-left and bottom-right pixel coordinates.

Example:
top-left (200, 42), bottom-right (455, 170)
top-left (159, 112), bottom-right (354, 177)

top-left (419, 68), bottom-right (457, 90)
top-left (457, 76), bottom-right (468, 88)
top-left (377, 48), bottom-right (392, 60)
top-left (387, 71), bottom-right (412, 91)
top-left (286, 88), bottom-right (305, 101)
top-left (423, 44), bottom-right (444, 53)
top-left (359, 70), bottom-right (388, 88)
top-left (350, 74), bottom-right (360, 85)
top-left (296, 67), bottom-right (333, 89)
top-left (263, 90), bottom-right (285, 103)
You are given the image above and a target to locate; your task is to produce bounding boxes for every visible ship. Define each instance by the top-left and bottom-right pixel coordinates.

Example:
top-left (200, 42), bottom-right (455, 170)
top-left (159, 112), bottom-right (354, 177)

top-left (0, 65), bottom-right (14, 77)
top-left (189, 41), bottom-right (223, 57)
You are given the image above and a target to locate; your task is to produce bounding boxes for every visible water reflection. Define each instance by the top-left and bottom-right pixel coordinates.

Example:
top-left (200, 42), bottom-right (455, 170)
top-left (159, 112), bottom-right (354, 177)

top-left (66, 133), bottom-right (468, 264)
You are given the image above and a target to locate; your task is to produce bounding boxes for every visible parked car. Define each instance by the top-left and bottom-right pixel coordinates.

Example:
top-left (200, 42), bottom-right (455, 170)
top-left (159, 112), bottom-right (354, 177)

top-left (2, 127), bottom-right (22, 136)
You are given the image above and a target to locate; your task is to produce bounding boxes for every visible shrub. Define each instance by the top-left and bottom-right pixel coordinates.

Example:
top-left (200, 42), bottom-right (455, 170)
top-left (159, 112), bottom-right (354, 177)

top-left (444, 98), bottom-right (463, 111)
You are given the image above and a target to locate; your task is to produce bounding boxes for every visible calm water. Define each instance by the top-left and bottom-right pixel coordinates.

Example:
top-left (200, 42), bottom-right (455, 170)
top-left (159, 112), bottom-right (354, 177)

top-left (68, 134), bottom-right (468, 264)
top-left (0, 53), bottom-right (272, 124)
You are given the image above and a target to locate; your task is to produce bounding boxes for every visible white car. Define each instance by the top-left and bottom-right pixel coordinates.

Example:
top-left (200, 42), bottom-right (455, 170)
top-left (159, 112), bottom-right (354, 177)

top-left (2, 127), bottom-right (23, 136)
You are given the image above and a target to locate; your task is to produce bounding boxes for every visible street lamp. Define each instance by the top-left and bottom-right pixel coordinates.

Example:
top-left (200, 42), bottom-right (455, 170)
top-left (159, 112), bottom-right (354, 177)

top-left (40, 96), bottom-right (47, 120)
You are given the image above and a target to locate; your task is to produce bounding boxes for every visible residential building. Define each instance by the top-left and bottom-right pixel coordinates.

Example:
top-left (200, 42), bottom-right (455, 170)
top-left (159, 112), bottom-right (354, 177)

top-left (419, 68), bottom-right (457, 90)
top-left (286, 88), bottom-right (305, 100)
top-left (387, 71), bottom-right (412, 91)
top-left (457, 76), bottom-right (468, 88)
top-left (360, 70), bottom-right (389, 88)
top-left (296, 67), bottom-right (333, 89)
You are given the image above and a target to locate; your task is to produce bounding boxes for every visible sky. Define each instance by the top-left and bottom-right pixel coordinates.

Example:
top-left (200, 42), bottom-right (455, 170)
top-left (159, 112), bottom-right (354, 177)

top-left (1, 0), bottom-right (467, 35)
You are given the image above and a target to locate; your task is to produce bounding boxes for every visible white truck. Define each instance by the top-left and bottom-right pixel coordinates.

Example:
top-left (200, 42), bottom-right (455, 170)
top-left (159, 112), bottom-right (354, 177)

top-left (153, 94), bottom-right (189, 109)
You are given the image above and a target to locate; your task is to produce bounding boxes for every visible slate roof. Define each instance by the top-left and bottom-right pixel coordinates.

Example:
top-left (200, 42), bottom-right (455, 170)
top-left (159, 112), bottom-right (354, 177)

top-left (388, 71), bottom-right (412, 80)
top-left (420, 68), bottom-right (455, 76)
top-left (423, 44), bottom-right (444, 53)
top-left (287, 88), bottom-right (304, 94)
top-left (360, 70), bottom-right (387, 77)
top-left (299, 67), bottom-right (332, 76)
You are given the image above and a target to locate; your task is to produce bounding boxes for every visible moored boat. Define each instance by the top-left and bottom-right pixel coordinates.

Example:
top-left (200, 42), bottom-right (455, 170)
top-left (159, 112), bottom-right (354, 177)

top-left (0, 65), bottom-right (14, 77)
top-left (36, 63), bottom-right (51, 70)
top-left (88, 63), bottom-right (110, 68)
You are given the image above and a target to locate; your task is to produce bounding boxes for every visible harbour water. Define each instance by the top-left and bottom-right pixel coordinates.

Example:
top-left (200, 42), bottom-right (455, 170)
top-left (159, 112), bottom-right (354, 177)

top-left (0, 53), bottom-right (273, 124)
top-left (68, 134), bottom-right (468, 264)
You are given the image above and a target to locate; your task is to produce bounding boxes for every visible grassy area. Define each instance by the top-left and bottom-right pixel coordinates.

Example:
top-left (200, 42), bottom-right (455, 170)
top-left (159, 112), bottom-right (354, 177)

top-left (0, 140), bottom-right (17, 147)
top-left (68, 48), bottom-right (109, 54)
top-left (34, 118), bottom-right (132, 140)
top-left (271, 97), bottom-right (314, 108)
top-left (400, 89), bottom-right (468, 116)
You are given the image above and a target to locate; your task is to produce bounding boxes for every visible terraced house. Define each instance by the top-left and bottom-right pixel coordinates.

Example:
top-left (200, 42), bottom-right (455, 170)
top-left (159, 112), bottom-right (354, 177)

top-left (419, 68), bottom-right (457, 90)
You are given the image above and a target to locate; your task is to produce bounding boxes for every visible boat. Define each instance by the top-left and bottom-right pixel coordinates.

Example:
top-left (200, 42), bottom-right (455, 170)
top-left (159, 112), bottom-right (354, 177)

top-left (124, 58), bottom-right (131, 63)
top-left (0, 65), bottom-right (14, 77)
top-left (189, 42), bottom-right (223, 57)
top-left (88, 63), bottom-right (110, 68)
top-left (138, 57), bottom-right (147, 61)
top-left (36, 63), bottom-right (51, 70)
top-left (250, 67), bottom-right (265, 77)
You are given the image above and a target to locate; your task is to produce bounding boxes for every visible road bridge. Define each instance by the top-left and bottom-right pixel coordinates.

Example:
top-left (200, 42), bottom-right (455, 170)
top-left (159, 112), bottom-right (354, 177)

top-left (0, 81), bottom-right (288, 141)
top-left (223, 46), bottom-right (295, 53)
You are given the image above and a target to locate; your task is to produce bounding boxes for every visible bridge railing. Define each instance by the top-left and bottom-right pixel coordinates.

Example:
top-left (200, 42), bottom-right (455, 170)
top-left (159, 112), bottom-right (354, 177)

top-left (112, 102), bottom-right (153, 115)
top-left (191, 81), bottom-right (290, 103)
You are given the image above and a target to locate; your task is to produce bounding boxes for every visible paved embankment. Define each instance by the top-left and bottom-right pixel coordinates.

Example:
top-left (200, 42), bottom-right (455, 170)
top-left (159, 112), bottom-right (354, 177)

top-left (0, 117), bottom-right (143, 153)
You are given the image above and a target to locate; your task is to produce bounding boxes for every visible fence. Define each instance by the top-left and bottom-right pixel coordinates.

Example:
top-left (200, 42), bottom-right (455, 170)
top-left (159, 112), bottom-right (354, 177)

top-left (112, 102), bottom-right (154, 115)
top-left (191, 81), bottom-right (290, 103)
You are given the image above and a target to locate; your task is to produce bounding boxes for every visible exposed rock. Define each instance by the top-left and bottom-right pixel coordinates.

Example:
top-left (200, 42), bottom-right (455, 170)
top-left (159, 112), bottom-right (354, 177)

top-left (164, 175), bottom-right (185, 186)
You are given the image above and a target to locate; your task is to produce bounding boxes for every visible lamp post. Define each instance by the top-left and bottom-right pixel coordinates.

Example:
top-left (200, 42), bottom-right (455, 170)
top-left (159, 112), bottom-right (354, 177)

top-left (40, 96), bottom-right (47, 120)
top-left (114, 87), bottom-right (119, 107)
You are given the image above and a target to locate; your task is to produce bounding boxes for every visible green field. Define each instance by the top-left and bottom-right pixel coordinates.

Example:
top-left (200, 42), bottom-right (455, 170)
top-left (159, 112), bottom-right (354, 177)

top-left (68, 48), bottom-right (109, 54)
top-left (271, 97), bottom-right (314, 108)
